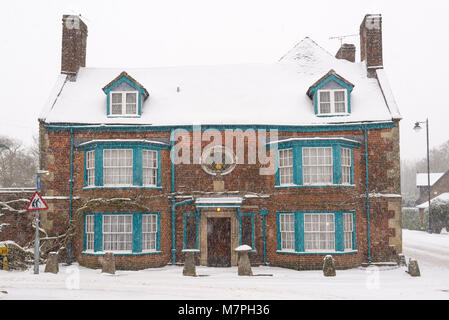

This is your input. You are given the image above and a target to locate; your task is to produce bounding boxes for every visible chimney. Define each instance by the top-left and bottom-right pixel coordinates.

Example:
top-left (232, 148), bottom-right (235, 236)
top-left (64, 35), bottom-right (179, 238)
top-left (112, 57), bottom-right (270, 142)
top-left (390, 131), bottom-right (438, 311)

top-left (360, 14), bottom-right (382, 77)
top-left (335, 43), bottom-right (356, 62)
top-left (61, 15), bottom-right (88, 79)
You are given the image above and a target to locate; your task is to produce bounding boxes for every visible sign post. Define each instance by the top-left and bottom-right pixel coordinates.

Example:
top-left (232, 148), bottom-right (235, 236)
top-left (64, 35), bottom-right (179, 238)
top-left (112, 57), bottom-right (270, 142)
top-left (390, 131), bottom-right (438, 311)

top-left (26, 191), bottom-right (48, 274)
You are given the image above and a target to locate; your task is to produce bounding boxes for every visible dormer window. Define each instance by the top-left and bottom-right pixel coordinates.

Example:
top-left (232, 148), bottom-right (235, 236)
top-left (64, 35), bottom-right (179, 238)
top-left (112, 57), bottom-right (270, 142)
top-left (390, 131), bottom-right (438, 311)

top-left (110, 91), bottom-right (138, 116)
top-left (306, 69), bottom-right (354, 117)
top-left (317, 89), bottom-right (347, 115)
top-left (103, 71), bottom-right (149, 118)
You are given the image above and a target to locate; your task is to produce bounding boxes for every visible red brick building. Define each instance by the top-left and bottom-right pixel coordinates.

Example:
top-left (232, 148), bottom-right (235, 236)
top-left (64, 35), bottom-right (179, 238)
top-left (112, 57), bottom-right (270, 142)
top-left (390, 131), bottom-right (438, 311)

top-left (38, 14), bottom-right (402, 270)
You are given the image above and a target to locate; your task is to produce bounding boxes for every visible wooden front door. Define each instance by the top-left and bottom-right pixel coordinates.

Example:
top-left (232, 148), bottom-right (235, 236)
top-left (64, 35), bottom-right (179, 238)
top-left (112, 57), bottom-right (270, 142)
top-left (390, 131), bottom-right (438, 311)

top-left (207, 217), bottom-right (231, 267)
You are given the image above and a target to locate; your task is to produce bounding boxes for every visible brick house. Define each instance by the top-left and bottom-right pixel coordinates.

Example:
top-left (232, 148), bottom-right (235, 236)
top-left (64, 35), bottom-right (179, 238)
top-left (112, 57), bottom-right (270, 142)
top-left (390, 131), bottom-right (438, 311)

top-left (416, 171), bottom-right (449, 226)
top-left (38, 14), bottom-right (402, 270)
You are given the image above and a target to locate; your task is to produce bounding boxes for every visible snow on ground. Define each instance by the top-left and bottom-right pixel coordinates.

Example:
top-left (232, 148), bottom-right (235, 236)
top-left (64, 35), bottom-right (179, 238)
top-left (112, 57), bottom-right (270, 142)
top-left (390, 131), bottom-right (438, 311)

top-left (0, 229), bottom-right (448, 300)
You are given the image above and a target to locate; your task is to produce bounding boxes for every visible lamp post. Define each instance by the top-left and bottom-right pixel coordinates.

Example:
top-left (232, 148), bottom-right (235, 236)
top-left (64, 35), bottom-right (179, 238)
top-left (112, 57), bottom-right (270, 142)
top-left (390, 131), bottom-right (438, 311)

top-left (413, 119), bottom-right (432, 233)
top-left (34, 170), bottom-right (49, 274)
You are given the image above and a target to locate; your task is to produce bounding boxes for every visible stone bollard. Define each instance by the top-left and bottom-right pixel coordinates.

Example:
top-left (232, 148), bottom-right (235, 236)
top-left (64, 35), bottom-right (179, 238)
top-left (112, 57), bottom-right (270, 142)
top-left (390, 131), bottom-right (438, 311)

top-left (397, 254), bottom-right (407, 267)
top-left (102, 252), bottom-right (116, 275)
top-left (235, 245), bottom-right (253, 276)
top-left (182, 250), bottom-right (197, 277)
top-left (323, 255), bottom-right (336, 277)
top-left (44, 252), bottom-right (59, 274)
top-left (407, 258), bottom-right (420, 277)
top-left (2, 256), bottom-right (8, 271)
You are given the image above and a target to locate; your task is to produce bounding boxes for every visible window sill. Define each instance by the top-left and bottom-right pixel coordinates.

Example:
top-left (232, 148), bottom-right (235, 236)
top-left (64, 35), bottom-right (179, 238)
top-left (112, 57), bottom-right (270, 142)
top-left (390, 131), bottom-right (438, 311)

top-left (82, 250), bottom-right (162, 256)
top-left (107, 115), bottom-right (141, 118)
top-left (181, 249), bottom-right (200, 253)
top-left (276, 250), bottom-right (358, 255)
top-left (316, 113), bottom-right (350, 117)
top-left (274, 184), bottom-right (355, 189)
top-left (83, 186), bottom-right (163, 190)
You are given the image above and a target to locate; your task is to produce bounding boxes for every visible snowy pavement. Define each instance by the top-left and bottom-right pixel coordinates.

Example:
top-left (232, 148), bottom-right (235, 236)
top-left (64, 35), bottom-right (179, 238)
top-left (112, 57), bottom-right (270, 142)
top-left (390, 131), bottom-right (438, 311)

top-left (0, 229), bottom-right (448, 300)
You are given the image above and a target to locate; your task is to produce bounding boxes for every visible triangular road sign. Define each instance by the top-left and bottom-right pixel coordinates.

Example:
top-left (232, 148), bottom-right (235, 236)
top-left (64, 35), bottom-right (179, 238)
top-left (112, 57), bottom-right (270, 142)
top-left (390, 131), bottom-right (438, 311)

top-left (26, 191), bottom-right (48, 211)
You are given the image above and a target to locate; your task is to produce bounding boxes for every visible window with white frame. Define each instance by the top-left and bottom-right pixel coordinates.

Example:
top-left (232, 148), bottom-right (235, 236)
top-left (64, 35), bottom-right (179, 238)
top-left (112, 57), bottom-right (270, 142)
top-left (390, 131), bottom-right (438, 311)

top-left (303, 147), bottom-right (333, 185)
top-left (110, 91), bottom-right (138, 116)
top-left (142, 214), bottom-right (157, 251)
top-left (341, 147), bottom-right (351, 185)
top-left (103, 149), bottom-right (133, 186)
top-left (142, 150), bottom-right (158, 186)
top-left (343, 213), bottom-right (353, 250)
top-left (85, 215), bottom-right (94, 251)
top-left (278, 149), bottom-right (293, 185)
top-left (318, 89), bottom-right (347, 114)
top-left (279, 213), bottom-right (295, 251)
top-left (103, 215), bottom-right (132, 251)
top-left (304, 213), bottom-right (335, 251)
top-left (86, 150), bottom-right (95, 187)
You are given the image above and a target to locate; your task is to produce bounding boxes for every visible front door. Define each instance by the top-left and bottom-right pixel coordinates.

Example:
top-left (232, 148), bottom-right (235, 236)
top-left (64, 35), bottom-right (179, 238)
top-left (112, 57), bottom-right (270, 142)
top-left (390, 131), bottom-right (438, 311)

top-left (207, 217), bottom-right (231, 267)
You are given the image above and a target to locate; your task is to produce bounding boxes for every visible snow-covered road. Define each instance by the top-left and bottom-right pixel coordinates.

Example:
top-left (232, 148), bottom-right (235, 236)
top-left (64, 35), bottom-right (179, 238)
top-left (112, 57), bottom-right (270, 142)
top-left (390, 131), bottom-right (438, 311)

top-left (403, 230), bottom-right (449, 270)
top-left (0, 229), bottom-right (448, 299)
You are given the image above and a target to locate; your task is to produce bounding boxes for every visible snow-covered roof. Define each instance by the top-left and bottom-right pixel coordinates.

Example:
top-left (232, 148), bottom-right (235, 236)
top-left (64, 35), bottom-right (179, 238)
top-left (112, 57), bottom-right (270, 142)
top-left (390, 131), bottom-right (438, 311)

top-left (416, 172), bottom-right (445, 187)
top-left (40, 38), bottom-right (400, 126)
top-left (416, 192), bottom-right (449, 209)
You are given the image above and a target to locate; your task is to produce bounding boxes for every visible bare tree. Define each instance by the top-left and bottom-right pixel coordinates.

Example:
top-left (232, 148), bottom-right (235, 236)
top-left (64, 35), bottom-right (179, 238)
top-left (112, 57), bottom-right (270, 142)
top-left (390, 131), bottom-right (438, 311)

top-left (0, 135), bottom-right (38, 187)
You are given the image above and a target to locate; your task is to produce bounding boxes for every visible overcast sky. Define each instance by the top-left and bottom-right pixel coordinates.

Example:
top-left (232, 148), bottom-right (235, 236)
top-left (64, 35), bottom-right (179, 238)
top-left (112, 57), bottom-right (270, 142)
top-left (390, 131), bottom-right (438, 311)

top-left (1, 0), bottom-right (448, 162)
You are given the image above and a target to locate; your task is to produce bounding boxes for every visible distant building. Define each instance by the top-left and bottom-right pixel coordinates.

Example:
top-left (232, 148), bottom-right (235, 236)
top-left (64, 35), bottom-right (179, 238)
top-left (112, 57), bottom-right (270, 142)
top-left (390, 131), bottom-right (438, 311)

top-left (37, 14), bottom-right (402, 270)
top-left (416, 170), bottom-right (449, 226)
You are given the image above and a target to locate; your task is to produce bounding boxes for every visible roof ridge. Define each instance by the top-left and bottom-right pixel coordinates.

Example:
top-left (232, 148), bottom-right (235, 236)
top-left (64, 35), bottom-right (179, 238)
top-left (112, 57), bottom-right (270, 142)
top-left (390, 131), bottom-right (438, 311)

top-left (278, 37), bottom-right (334, 62)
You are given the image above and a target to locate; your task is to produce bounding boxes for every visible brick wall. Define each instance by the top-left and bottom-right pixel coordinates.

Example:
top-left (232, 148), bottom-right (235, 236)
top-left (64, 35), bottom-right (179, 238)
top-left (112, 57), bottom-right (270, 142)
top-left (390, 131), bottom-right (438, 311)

top-left (39, 121), bottom-right (401, 269)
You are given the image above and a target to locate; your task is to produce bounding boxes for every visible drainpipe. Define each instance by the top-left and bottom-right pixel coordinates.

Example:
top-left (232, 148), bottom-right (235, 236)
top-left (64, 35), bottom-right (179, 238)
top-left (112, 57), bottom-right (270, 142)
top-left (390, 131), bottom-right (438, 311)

top-left (68, 128), bottom-right (74, 265)
top-left (363, 124), bottom-right (372, 264)
top-left (260, 209), bottom-right (268, 266)
top-left (170, 130), bottom-right (176, 265)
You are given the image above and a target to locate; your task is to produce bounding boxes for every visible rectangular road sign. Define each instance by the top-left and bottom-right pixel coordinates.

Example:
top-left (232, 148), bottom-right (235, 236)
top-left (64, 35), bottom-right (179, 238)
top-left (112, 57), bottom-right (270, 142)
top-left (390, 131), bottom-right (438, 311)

top-left (0, 247), bottom-right (9, 255)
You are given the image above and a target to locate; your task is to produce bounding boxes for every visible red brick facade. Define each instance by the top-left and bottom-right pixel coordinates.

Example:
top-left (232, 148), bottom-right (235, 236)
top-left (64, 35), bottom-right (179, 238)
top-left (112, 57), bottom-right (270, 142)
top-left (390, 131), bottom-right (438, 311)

top-left (38, 122), bottom-right (402, 270)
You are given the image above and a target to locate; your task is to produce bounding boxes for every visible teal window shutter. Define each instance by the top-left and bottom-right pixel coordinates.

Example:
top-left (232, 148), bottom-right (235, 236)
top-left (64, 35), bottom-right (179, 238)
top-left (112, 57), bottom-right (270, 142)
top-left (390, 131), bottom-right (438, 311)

top-left (335, 212), bottom-right (344, 251)
top-left (94, 213), bottom-right (103, 252)
top-left (133, 213), bottom-right (142, 253)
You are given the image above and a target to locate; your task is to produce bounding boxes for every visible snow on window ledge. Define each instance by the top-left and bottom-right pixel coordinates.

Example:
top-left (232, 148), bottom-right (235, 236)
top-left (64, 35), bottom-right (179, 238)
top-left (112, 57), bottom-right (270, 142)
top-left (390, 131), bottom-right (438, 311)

top-left (81, 251), bottom-right (162, 256)
top-left (276, 250), bottom-right (358, 255)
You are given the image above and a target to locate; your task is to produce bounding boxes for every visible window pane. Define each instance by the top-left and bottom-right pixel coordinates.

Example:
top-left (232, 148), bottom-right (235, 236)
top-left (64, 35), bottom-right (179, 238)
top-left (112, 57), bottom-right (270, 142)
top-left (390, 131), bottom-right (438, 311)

top-left (279, 149), bottom-right (293, 185)
top-left (320, 91), bottom-right (330, 102)
top-left (103, 215), bottom-right (132, 251)
top-left (302, 147), bottom-right (333, 185)
top-left (126, 92), bottom-right (137, 103)
top-left (111, 93), bottom-right (122, 103)
top-left (280, 213), bottom-right (295, 250)
top-left (304, 213), bottom-right (335, 251)
top-left (111, 104), bottom-right (122, 115)
top-left (142, 215), bottom-right (157, 251)
top-left (334, 91), bottom-right (345, 102)
top-left (103, 149), bottom-right (133, 186)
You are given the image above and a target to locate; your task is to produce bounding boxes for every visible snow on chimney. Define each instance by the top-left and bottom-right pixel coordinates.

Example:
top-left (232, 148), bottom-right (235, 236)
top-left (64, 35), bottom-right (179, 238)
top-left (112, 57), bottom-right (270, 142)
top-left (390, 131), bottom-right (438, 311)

top-left (360, 14), bottom-right (383, 77)
top-left (61, 15), bottom-right (88, 79)
top-left (335, 43), bottom-right (356, 62)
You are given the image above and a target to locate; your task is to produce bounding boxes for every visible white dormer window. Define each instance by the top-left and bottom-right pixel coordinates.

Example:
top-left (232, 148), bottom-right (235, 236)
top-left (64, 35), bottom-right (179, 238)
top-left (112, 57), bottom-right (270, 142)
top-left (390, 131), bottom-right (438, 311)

top-left (317, 89), bottom-right (347, 115)
top-left (110, 91), bottom-right (138, 116)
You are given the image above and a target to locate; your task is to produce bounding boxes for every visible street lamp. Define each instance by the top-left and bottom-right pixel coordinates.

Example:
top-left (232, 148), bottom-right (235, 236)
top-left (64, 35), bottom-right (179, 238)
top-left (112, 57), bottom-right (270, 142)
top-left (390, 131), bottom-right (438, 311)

top-left (413, 118), bottom-right (432, 233)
